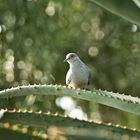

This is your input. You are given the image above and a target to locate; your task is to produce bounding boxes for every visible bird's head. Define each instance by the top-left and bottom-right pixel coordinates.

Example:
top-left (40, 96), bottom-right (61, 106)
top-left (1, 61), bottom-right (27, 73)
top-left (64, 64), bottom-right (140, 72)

top-left (64, 53), bottom-right (79, 64)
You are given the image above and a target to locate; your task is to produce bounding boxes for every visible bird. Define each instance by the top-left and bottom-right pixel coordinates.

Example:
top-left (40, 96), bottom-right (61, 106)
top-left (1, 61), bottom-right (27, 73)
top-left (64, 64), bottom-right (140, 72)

top-left (64, 53), bottom-right (91, 89)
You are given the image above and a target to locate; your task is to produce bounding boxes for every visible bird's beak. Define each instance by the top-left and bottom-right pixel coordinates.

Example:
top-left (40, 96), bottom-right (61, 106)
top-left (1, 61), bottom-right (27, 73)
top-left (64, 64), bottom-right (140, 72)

top-left (64, 59), bottom-right (67, 62)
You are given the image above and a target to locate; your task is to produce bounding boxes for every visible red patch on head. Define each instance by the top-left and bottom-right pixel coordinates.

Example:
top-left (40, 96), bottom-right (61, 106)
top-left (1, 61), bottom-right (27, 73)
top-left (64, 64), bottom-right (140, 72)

top-left (69, 53), bottom-right (76, 59)
top-left (70, 54), bottom-right (75, 58)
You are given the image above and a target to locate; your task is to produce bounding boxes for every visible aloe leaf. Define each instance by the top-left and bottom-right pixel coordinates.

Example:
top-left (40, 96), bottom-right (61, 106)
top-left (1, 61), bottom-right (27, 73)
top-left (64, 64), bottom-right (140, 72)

top-left (0, 85), bottom-right (140, 115)
top-left (1, 110), bottom-right (140, 138)
top-left (90, 0), bottom-right (140, 26)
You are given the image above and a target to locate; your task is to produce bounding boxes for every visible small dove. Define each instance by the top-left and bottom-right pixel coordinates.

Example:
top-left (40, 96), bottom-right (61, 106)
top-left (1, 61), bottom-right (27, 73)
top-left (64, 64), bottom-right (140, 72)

top-left (64, 53), bottom-right (91, 88)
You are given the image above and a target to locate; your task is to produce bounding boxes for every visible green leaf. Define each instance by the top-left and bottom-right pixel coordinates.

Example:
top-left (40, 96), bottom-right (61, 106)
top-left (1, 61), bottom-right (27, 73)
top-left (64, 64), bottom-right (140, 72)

top-left (90, 0), bottom-right (140, 26)
top-left (1, 110), bottom-right (140, 138)
top-left (0, 85), bottom-right (140, 115)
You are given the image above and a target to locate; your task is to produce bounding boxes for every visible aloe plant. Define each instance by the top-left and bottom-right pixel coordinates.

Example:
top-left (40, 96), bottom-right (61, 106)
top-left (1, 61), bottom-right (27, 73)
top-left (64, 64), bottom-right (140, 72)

top-left (90, 0), bottom-right (140, 26)
top-left (1, 110), bottom-right (140, 137)
top-left (0, 85), bottom-right (140, 115)
top-left (0, 0), bottom-right (140, 139)
top-left (0, 85), bottom-right (140, 139)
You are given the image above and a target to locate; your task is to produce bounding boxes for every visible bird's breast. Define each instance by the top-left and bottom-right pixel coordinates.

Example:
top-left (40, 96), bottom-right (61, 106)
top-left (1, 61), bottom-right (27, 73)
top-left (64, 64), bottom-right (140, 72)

top-left (71, 66), bottom-right (89, 84)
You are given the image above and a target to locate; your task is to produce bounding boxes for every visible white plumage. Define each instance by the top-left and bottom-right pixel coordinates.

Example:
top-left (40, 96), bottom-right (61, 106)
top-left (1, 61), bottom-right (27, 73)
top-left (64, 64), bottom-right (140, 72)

top-left (64, 53), bottom-right (91, 88)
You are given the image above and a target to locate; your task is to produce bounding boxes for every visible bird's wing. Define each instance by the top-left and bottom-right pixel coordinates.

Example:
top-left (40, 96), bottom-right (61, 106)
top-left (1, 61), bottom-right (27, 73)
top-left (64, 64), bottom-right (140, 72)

top-left (66, 70), bottom-right (72, 85)
top-left (80, 62), bottom-right (91, 85)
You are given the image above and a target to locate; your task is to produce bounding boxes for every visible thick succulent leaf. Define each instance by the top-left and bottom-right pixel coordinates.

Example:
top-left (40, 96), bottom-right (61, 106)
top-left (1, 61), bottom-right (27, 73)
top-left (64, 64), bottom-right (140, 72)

top-left (0, 85), bottom-right (140, 115)
top-left (1, 110), bottom-right (140, 139)
top-left (90, 0), bottom-right (140, 26)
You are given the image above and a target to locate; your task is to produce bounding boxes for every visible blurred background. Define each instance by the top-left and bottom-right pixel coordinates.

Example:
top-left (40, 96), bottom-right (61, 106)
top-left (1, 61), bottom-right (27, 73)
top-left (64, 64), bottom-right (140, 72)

top-left (0, 0), bottom-right (140, 131)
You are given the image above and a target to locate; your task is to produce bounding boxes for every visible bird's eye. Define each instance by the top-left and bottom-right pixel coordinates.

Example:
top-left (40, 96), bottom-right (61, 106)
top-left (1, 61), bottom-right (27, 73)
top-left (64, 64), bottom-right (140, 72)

top-left (70, 54), bottom-right (74, 58)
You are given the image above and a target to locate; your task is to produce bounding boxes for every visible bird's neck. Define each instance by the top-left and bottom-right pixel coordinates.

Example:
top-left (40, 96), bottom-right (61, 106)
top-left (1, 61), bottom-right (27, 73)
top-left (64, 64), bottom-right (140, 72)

top-left (69, 59), bottom-right (82, 69)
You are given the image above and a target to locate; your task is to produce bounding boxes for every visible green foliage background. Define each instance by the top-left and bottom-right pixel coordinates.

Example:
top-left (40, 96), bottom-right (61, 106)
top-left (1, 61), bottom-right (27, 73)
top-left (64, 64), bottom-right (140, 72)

top-left (0, 0), bottom-right (140, 136)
